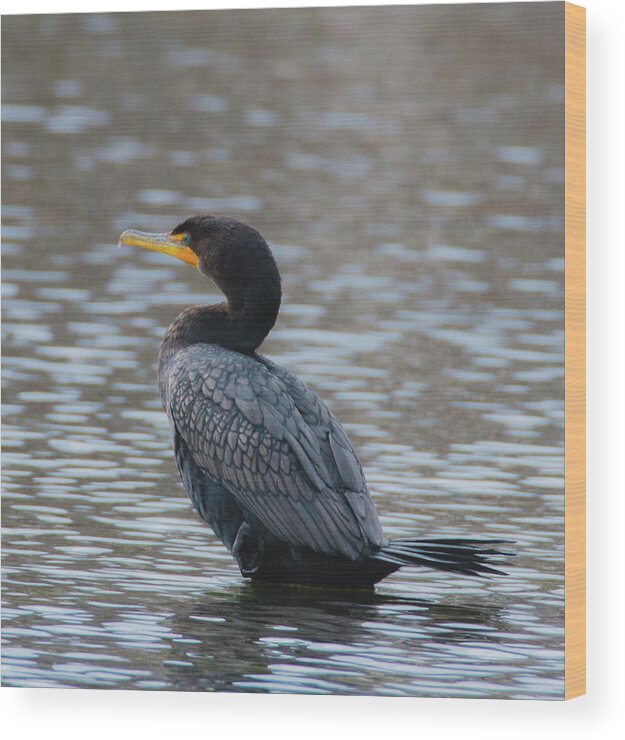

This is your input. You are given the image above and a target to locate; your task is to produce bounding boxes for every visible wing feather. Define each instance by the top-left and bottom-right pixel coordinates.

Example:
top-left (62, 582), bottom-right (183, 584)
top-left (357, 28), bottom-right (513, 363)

top-left (163, 345), bottom-right (386, 559)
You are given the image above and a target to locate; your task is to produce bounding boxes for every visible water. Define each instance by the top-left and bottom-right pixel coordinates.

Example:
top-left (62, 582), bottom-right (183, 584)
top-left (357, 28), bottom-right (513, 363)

top-left (2, 5), bottom-right (564, 697)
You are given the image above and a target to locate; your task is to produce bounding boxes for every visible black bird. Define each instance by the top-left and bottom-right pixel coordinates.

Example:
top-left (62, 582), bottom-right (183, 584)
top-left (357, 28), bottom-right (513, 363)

top-left (119, 215), bottom-right (510, 588)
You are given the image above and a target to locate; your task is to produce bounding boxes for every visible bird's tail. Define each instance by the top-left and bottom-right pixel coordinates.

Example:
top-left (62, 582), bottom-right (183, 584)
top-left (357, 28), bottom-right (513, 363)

top-left (374, 537), bottom-right (513, 577)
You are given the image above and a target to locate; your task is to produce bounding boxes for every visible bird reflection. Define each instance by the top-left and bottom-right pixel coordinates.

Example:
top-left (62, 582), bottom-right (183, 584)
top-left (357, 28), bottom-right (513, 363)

top-left (163, 584), bottom-right (509, 694)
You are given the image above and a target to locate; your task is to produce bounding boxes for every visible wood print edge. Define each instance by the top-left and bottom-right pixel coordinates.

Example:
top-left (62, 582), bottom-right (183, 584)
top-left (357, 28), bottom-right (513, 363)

top-left (564, 0), bottom-right (586, 701)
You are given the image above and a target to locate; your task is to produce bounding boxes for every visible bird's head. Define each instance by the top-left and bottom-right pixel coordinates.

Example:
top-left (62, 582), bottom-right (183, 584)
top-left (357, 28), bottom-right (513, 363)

top-left (119, 215), bottom-right (280, 305)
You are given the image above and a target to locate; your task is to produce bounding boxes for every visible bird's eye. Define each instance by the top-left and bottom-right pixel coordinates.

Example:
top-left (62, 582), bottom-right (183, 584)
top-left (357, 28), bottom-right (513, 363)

top-left (182, 234), bottom-right (190, 246)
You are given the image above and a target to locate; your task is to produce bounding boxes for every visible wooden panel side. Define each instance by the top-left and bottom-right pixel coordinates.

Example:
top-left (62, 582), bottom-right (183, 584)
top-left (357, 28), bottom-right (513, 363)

top-left (564, 1), bottom-right (586, 701)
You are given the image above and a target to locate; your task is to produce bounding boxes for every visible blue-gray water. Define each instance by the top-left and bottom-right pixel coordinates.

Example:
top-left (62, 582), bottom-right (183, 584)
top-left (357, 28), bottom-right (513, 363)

top-left (2, 5), bottom-right (564, 697)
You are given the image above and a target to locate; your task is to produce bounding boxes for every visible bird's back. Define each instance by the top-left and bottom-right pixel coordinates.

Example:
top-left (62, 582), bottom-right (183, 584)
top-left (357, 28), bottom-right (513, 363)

top-left (159, 342), bottom-right (387, 561)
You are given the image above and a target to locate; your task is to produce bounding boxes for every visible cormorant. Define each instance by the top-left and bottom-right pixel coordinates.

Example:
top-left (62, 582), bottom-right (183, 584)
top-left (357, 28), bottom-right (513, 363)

top-left (119, 215), bottom-right (510, 588)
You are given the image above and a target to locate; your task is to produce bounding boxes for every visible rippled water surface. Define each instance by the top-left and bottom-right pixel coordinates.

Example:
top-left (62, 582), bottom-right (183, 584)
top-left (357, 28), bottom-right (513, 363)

top-left (2, 5), bottom-right (564, 697)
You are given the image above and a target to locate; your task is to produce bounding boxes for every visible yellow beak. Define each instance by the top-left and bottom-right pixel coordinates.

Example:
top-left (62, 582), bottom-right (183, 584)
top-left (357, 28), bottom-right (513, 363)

top-left (118, 229), bottom-right (198, 267)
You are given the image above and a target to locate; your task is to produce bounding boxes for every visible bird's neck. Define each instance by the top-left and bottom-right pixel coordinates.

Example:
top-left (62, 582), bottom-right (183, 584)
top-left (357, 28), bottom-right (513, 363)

top-left (162, 282), bottom-right (281, 357)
